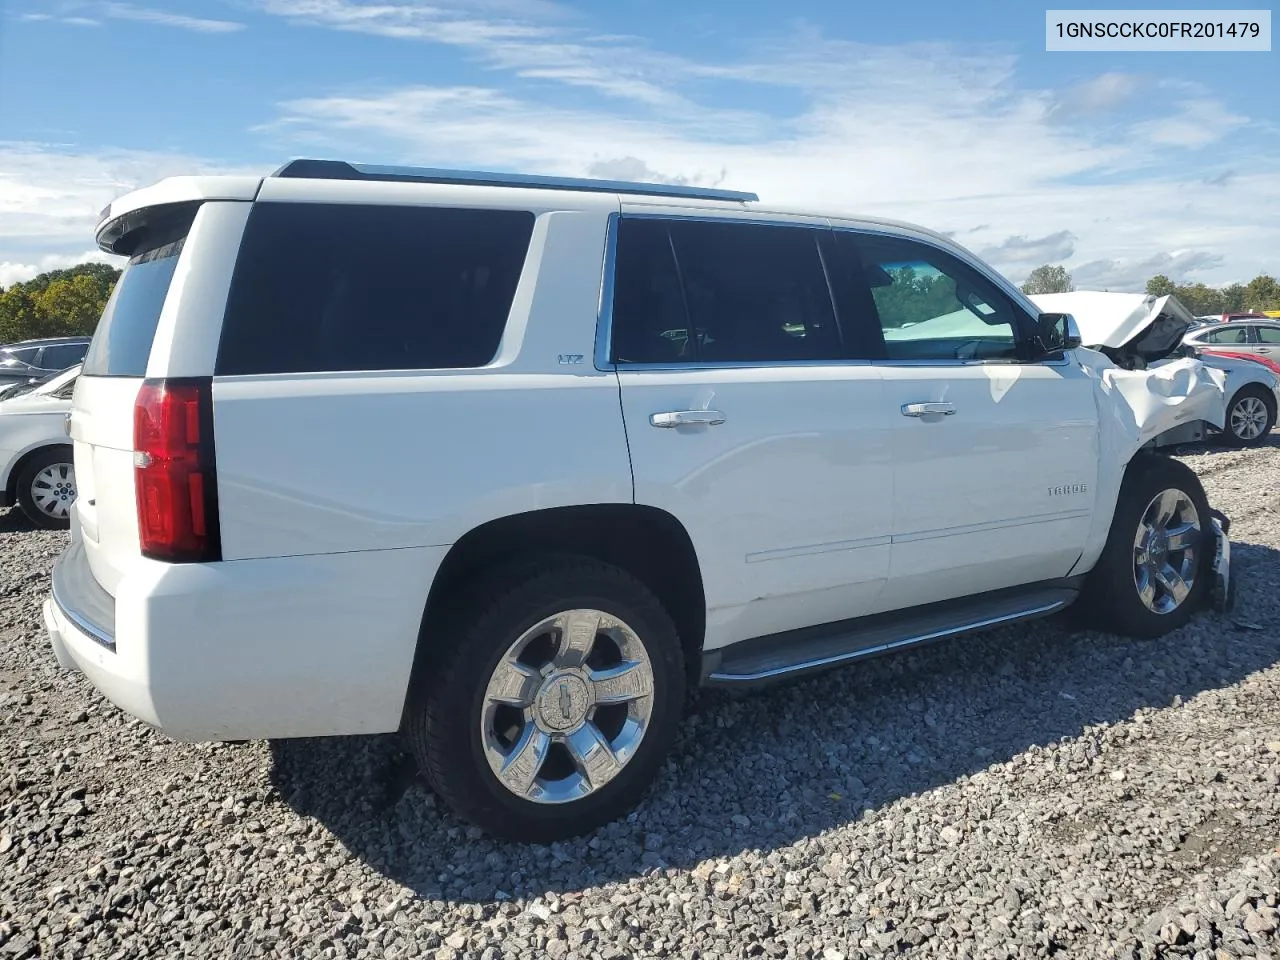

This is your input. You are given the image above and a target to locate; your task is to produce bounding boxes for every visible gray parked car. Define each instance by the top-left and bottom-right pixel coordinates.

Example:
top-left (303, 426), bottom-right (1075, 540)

top-left (0, 337), bottom-right (92, 388)
top-left (1183, 320), bottom-right (1280, 360)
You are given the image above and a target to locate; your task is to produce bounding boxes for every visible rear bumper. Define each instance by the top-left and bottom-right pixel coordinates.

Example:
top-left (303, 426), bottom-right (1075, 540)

top-left (44, 538), bottom-right (449, 742)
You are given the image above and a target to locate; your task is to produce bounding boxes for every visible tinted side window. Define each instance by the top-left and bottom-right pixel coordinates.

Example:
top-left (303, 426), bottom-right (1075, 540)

top-left (5, 347), bottom-right (39, 364)
top-left (610, 218), bottom-right (843, 365)
top-left (1202, 327), bottom-right (1249, 345)
top-left (610, 219), bottom-right (691, 364)
top-left (216, 203), bottom-right (535, 375)
top-left (40, 343), bottom-right (88, 370)
top-left (669, 220), bottom-right (842, 363)
top-left (1257, 326), bottom-right (1280, 344)
top-left (839, 233), bottom-right (1024, 362)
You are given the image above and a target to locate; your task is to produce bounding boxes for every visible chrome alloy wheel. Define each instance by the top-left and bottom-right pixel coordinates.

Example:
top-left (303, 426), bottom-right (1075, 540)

top-left (480, 609), bottom-right (655, 804)
top-left (1132, 488), bottom-right (1200, 615)
top-left (30, 463), bottom-right (76, 520)
top-left (1229, 395), bottom-right (1270, 441)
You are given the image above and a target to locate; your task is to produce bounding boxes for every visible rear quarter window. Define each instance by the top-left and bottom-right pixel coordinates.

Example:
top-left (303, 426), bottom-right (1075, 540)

top-left (81, 236), bottom-right (188, 377)
top-left (215, 202), bottom-right (536, 375)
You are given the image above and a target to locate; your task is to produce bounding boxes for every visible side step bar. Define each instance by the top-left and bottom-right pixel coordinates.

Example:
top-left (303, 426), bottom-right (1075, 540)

top-left (701, 579), bottom-right (1083, 688)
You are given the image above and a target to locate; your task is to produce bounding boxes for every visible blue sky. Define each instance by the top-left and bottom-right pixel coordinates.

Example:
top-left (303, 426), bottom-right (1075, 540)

top-left (1, 0), bottom-right (1277, 289)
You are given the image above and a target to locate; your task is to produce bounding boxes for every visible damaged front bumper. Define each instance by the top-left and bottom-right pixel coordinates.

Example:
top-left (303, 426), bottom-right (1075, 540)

top-left (1207, 508), bottom-right (1234, 615)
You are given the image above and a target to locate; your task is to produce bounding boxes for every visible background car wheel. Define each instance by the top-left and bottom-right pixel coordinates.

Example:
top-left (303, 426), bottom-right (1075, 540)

top-left (1222, 385), bottom-right (1276, 447)
top-left (404, 556), bottom-right (686, 842)
top-left (1078, 456), bottom-right (1211, 639)
top-left (15, 447), bottom-right (76, 530)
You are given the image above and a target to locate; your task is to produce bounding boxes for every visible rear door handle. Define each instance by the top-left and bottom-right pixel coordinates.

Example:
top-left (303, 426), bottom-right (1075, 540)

top-left (650, 409), bottom-right (726, 428)
top-left (901, 402), bottom-right (956, 418)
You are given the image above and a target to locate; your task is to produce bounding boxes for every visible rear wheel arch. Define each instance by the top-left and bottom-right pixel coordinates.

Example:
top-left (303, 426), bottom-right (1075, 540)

top-left (410, 504), bottom-right (707, 692)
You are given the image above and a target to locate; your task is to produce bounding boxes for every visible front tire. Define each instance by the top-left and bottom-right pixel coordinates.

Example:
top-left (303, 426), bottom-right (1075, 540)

top-left (15, 447), bottom-right (76, 530)
top-left (1079, 456), bottom-right (1211, 639)
top-left (1222, 384), bottom-right (1275, 447)
top-left (404, 556), bottom-right (686, 842)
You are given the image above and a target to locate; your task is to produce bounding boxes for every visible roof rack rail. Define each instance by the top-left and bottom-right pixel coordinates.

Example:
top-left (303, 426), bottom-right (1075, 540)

top-left (270, 158), bottom-right (759, 203)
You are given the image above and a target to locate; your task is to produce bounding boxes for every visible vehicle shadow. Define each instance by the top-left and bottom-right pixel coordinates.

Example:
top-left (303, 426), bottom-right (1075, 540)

top-left (268, 540), bottom-right (1280, 904)
top-left (1170, 431), bottom-right (1279, 458)
top-left (0, 507), bottom-right (39, 534)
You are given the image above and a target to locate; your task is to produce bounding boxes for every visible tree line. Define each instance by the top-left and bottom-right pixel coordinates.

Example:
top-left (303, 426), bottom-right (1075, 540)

top-left (0, 263), bottom-right (120, 345)
top-left (1020, 263), bottom-right (1280, 315)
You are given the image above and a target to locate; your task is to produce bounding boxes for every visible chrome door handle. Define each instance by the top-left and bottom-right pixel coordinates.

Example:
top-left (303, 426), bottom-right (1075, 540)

top-left (650, 409), bottom-right (726, 428)
top-left (901, 402), bottom-right (956, 418)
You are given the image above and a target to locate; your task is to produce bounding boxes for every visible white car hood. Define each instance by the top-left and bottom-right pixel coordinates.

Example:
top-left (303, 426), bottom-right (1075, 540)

top-left (1030, 291), bottom-right (1195, 353)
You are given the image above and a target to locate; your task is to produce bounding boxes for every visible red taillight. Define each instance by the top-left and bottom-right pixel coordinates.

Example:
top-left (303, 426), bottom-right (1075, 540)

top-left (133, 377), bottom-right (221, 563)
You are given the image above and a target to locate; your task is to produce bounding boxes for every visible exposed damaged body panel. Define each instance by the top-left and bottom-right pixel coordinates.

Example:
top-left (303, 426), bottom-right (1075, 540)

top-left (1032, 291), bottom-right (1197, 367)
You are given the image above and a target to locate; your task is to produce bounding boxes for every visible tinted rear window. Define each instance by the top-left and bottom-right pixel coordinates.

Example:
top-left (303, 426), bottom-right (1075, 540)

top-left (215, 202), bottom-right (536, 376)
top-left (81, 238), bottom-right (186, 377)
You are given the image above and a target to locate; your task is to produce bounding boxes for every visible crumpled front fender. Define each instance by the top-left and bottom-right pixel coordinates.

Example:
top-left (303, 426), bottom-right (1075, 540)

top-left (1070, 350), bottom-right (1227, 579)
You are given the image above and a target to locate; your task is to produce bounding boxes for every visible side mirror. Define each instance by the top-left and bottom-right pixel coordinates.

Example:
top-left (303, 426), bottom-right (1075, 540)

top-left (1028, 312), bottom-right (1082, 359)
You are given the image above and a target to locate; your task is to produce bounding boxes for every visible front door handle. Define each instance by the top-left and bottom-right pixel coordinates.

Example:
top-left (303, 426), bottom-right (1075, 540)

top-left (901, 401), bottom-right (956, 418)
top-left (650, 409), bottom-right (726, 428)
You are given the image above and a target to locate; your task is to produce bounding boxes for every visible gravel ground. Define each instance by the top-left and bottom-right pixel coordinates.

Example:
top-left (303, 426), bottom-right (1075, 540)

top-left (2, 438), bottom-right (1279, 960)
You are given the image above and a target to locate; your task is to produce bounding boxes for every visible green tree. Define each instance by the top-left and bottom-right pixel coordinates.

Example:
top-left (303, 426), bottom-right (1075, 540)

top-left (0, 261), bottom-right (119, 343)
top-left (1244, 274), bottom-right (1280, 311)
top-left (35, 275), bottom-right (111, 336)
top-left (1145, 274), bottom-right (1176, 297)
top-left (1020, 264), bottom-right (1073, 295)
top-left (0, 288), bottom-right (42, 343)
top-left (1170, 282), bottom-right (1223, 317)
top-left (1221, 283), bottom-right (1247, 312)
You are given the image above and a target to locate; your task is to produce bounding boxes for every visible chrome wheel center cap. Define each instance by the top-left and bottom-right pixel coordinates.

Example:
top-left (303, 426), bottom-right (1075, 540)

top-left (534, 672), bottom-right (591, 732)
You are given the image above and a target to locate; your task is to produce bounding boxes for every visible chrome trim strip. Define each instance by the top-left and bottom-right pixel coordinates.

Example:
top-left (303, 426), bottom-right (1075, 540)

top-left (707, 600), bottom-right (1066, 683)
top-left (746, 534), bottom-right (892, 563)
top-left (50, 578), bottom-right (115, 652)
top-left (891, 509), bottom-right (1092, 544)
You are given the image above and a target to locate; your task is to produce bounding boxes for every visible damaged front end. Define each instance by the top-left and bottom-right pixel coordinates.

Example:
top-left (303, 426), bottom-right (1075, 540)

top-left (1031, 291), bottom-right (1235, 614)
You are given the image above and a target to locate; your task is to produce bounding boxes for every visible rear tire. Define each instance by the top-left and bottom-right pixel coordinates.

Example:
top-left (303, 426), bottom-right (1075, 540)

top-left (1222, 384), bottom-right (1275, 447)
top-left (15, 447), bottom-right (76, 530)
top-left (404, 556), bottom-right (686, 842)
top-left (1079, 456), bottom-right (1211, 639)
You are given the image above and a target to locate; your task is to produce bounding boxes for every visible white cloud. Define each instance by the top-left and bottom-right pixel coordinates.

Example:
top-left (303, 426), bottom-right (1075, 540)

top-left (979, 231), bottom-right (1078, 269)
top-left (0, 142), bottom-right (261, 273)
top-left (102, 3), bottom-right (245, 32)
top-left (1047, 72), bottom-right (1143, 121)
top-left (1134, 97), bottom-right (1249, 149)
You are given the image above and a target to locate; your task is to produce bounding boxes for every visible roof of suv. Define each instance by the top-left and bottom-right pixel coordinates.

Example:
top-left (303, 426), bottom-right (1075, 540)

top-left (94, 158), bottom-right (967, 261)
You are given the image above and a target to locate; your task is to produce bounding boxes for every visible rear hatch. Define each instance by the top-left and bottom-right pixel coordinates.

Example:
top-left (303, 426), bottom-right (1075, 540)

top-left (70, 207), bottom-right (196, 595)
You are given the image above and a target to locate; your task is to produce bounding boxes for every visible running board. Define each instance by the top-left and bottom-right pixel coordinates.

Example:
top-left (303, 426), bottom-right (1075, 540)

top-left (701, 579), bottom-right (1082, 687)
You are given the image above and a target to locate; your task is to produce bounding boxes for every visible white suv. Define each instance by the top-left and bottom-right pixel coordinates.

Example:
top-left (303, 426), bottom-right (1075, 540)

top-left (45, 159), bottom-right (1233, 842)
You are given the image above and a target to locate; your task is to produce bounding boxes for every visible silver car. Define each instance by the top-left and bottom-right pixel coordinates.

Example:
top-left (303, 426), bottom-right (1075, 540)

top-left (1183, 319), bottom-right (1280, 359)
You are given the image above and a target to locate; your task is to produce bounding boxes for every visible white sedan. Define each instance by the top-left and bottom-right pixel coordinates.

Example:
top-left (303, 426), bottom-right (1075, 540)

top-left (0, 364), bottom-right (79, 528)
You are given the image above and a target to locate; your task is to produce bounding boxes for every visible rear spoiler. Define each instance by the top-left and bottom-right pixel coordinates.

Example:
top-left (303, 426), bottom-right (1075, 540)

top-left (96, 176), bottom-right (263, 255)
